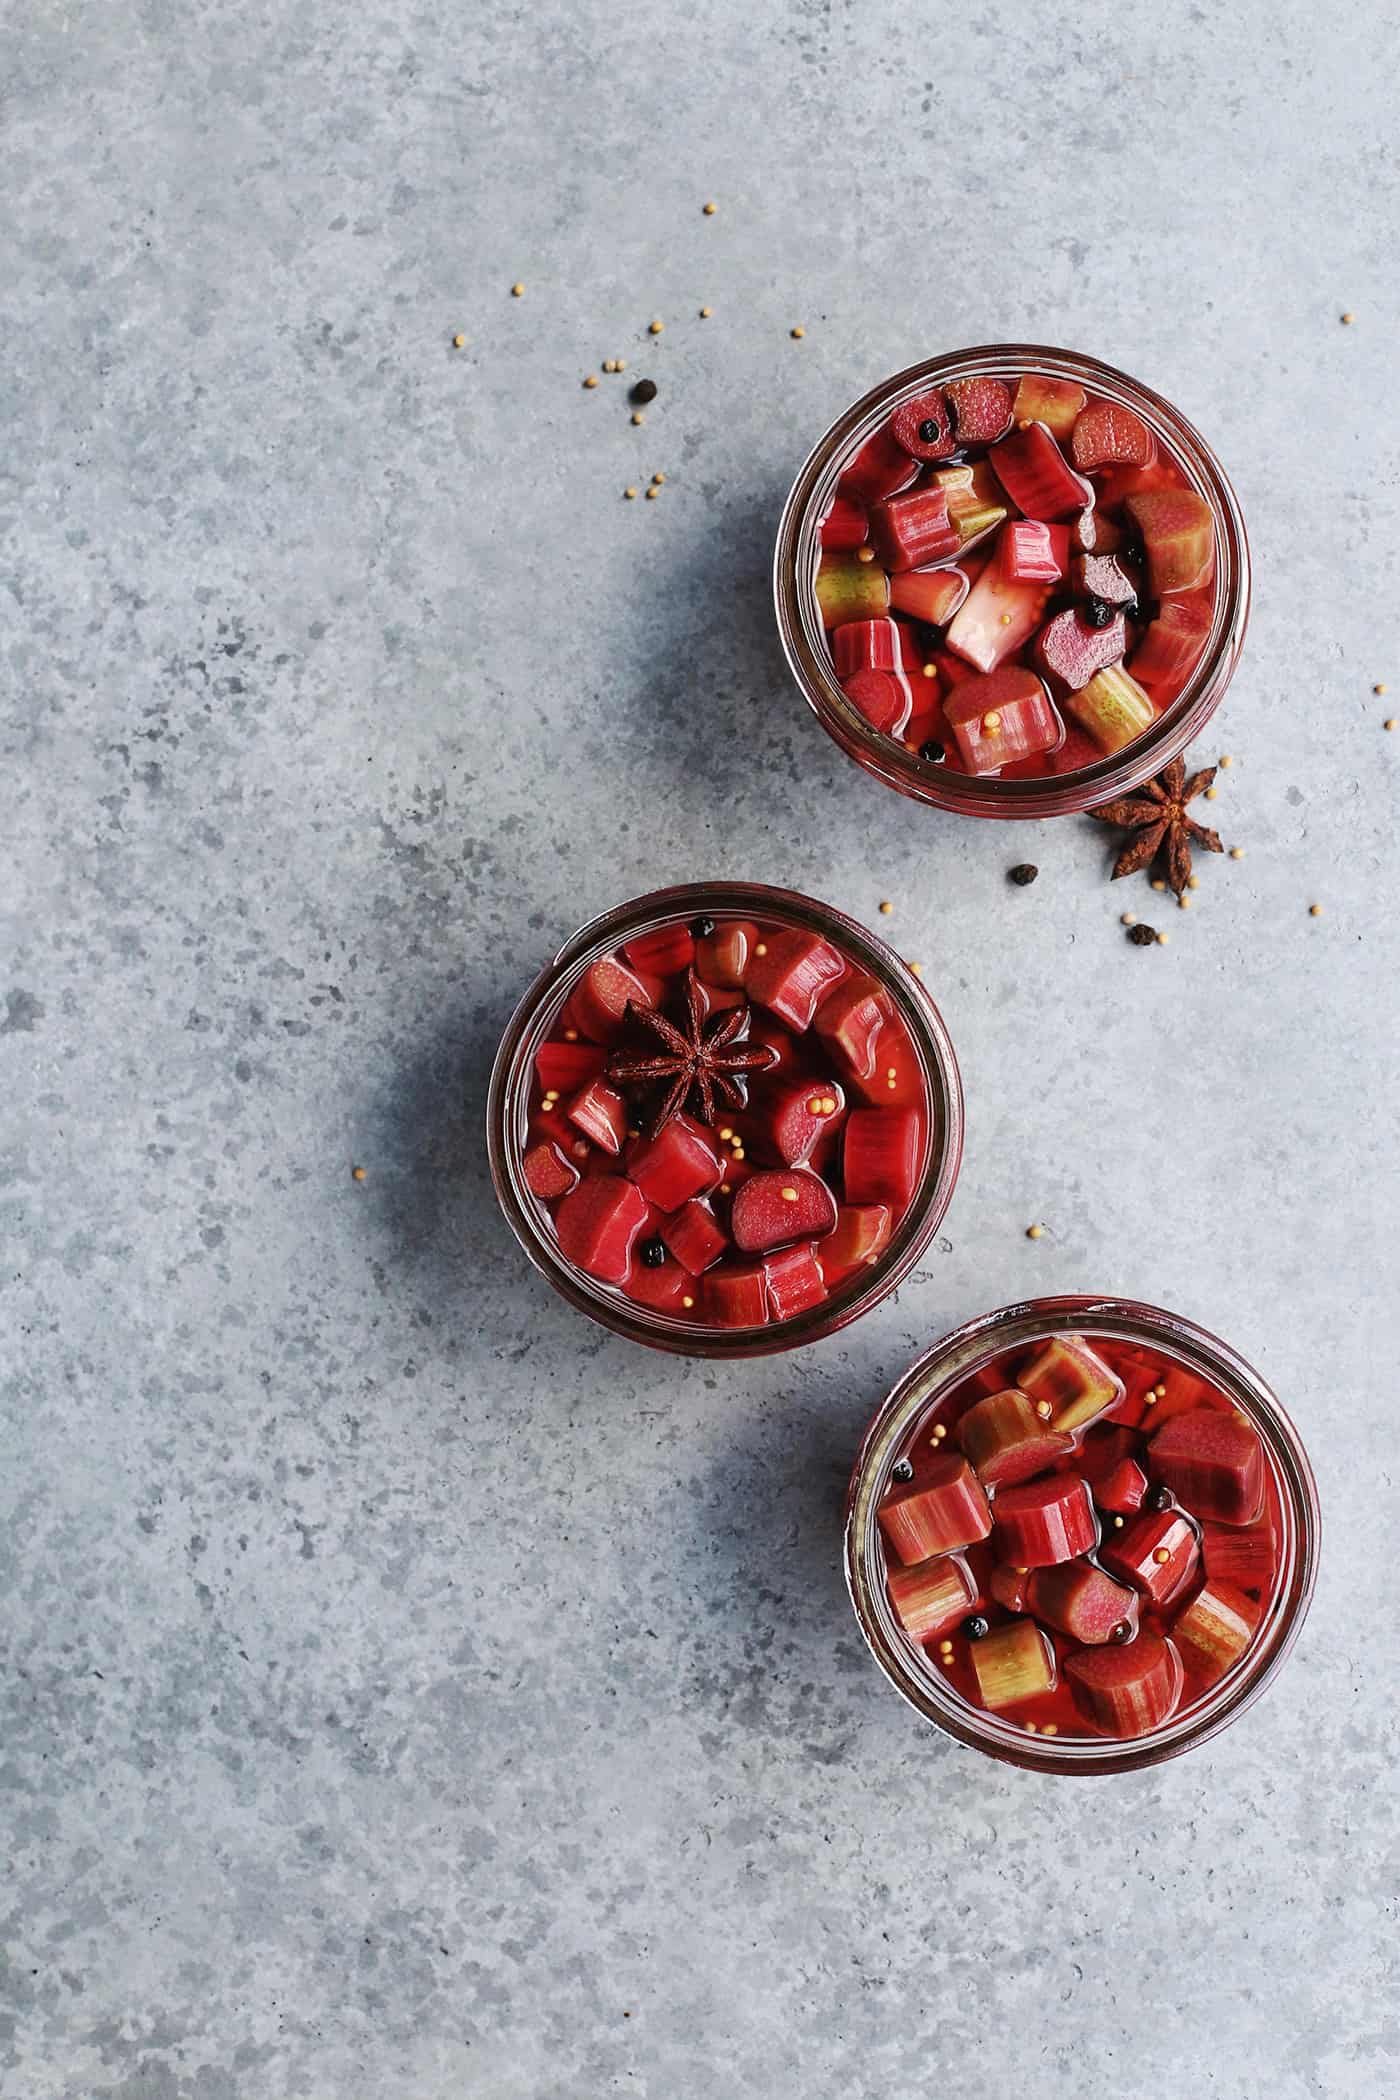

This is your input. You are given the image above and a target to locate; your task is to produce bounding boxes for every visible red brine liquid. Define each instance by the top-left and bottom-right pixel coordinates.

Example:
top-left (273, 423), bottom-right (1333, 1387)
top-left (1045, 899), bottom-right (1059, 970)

top-left (521, 915), bottom-right (932, 1330)
top-left (877, 1331), bottom-right (1283, 1741)
top-left (816, 371), bottom-right (1217, 780)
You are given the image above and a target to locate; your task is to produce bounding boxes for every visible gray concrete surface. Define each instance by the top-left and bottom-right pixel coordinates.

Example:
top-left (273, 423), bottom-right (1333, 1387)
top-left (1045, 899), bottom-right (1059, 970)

top-left (4, 2), bottom-right (1398, 2094)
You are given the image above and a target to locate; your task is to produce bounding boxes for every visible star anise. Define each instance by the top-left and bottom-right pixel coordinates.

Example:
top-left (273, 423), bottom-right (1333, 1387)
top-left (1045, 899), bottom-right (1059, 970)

top-left (605, 968), bottom-right (777, 1138)
top-left (1088, 756), bottom-right (1223, 896)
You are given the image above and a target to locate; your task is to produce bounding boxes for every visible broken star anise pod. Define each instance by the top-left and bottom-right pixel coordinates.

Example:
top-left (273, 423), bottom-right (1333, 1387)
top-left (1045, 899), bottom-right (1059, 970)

top-left (605, 967), bottom-right (777, 1138)
top-left (1088, 755), bottom-right (1223, 896)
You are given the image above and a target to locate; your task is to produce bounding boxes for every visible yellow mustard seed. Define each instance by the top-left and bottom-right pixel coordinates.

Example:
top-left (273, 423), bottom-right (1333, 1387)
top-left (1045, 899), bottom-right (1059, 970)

top-left (583, 374), bottom-right (599, 389)
top-left (351, 1165), bottom-right (366, 1181)
top-left (922, 662), bottom-right (937, 678)
top-left (1121, 911), bottom-right (1137, 927)
top-left (1374, 682), bottom-right (1388, 695)
top-left (652, 472), bottom-right (665, 485)
top-left (624, 486), bottom-right (638, 500)
top-left (879, 900), bottom-right (893, 916)
top-left (649, 319), bottom-right (664, 335)
top-left (703, 201), bottom-right (717, 215)
top-left (682, 1295), bottom-right (695, 1309)
top-left (1341, 310), bottom-right (1356, 323)
top-left (1230, 846), bottom-right (1244, 859)
top-left (791, 325), bottom-right (805, 339)
top-left (1204, 786), bottom-right (1218, 799)
top-left (699, 306), bottom-right (713, 318)
top-left (1309, 902), bottom-right (1323, 917)
top-left (632, 411), bottom-right (646, 426)
top-left (645, 482), bottom-right (662, 500)
top-left (452, 333), bottom-right (466, 349)
top-left (1219, 753), bottom-right (1234, 768)
top-left (1156, 931), bottom-right (1170, 946)
top-left (1153, 1547), bottom-right (1172, 1564)
top-left (511, 282), bottom-right (525, 297)
top-left (1027, 1224), bottom-right (1045, 1241)
top-left (856, 545), bottom-right (876, 563)
top-left (907, 960), bottom-right (923, 976)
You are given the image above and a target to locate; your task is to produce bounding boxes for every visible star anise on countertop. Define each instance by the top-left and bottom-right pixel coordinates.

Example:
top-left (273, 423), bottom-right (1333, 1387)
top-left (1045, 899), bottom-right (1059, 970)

top-left (1088, 756), bottom-right (1223, 896)
top-left (605, 968), bottom-right (778, 1138)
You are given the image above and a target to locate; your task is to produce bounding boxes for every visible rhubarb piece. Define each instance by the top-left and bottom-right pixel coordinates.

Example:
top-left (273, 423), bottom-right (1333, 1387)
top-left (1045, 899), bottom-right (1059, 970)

top-left (1131, 594), bottom-right (1212, 685)
top-left (625, 1113), bottom-right (723, 1212)
top-left (879, 1452), bottom-right (992, 1563)
top-left (943, 665), bottom-right (1063, 776)
top-left (888, 1553), bottom-right (980, 1643)
top-left (1066, 1633), bottom-right (1182, 1736)
top-left (729, 1166), bottom-right (838, 1254)
top-left (888, 565), bottom-right (969, 627)
top-left (813, 973), bottom-right (889, 1082)
top-left (868, 487), bottom-right (961, 572)
top-left (815, 552), bottom-right (890, 628)
top-left (843, 1106), bottom-right (922, 1210)
top-left (1100, 1506), bottom-right (1200, 1606)
top-left (1036, 605), bottom-right (1128, 692)
top-left (992, 1473), bottom-right (1099, 1568)
top-left (889, 389), bottom-right (956, 462)
top-left (1201, 1521), bottom-right (1275, 1593)
top-left (762, 1242), bottom-right (827, 1319)
top-left (945, 564), bottom-right (1050, 674)
top-left (1071, 400), bottom-right (1157, 471)
top-left (817, 1202), bottom-right (892, 1282)
top-left (523, 1139), bottom-right (580, 1202)
top-left (1171, 1580), bottom-right (1259, 1685)
top-left (1011, 373), bottom-right (1086, 441)
top-left (627, 1254), bottom-right (698, 1315)
top-left (623, 924), bottom-right (696, 978)
top-left (1074, 552), bottom-right (1139, 611)
top-left (848, 1014), bottom-right (924, 1110)
top-left (567, 1077), bottom-right (629, 1155)
top-left (1073, 505), bottom-right (1124, 556)
top-left (1065, 662), bottom-right (1155, 755)
top-left (554, 1174), bottom-right (650, 1285)
top-left (768, 1078), bottom-right (847, 1165)
top-left (1150, 1410), bottom-right (1265, 1525)
top-left (932, 462), bottom-right (1008, 550)
top-left (839, 425), bottom-right (921, 503)
top-left (842, 668), bottom-right (913, 737)
top-left (957, 1386), bottom-right (1075, 1488)
top-left (970, 1620), bottom-right (1056, 1711)
top-left (571, 956), bottom-right (654, 1044)
top-left (535, 1039), bottom-right (607, 1097)
top-left (1078, 1423), bottom-right (1141, 1486)
top-left (1125, 487), bottom-right (1215, 594)
top-left (1018, 1335), bottom-right (1125, 1430)
top-left (703, 1260), bottom-right (769, 1328)
top-left (989, 422), bottom-right (1092, 521)
top-left (659, 1198), bottom-right (728, 1276)
top-left (820, 494), bottom-right (869, 550)
top-left (833, 618), bottom-right (903, 679)
top-left (1001, 518), bottom-right (1070, 584)
top-left (1028, 1561), bottom-right (1140, 1645)
top-left (745, 929), bottom-right (846, 1031)
top-left (989, 1563), bottom-right (1030, 1615)
top-left (1096, 1458), bottom-right (1149, 1514)
top-left (945, 374), bottom-right (1014, 445)
top-left (695, 919), bottom-right (755, 988)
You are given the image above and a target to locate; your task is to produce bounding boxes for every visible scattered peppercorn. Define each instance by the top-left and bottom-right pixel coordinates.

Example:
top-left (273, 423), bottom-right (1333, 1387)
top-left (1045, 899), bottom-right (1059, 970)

top-left (639, 1238), bottom-right (667, 1268)
top-left (962, 1614), bottom-right (990, 1641)
top-left (691, 916), bottom-right (716, 939)
top-left (1128, 923), bottom-right (1157, 946)
top-left (1110, 1620), bottom-right (1133, 1644)
top-left (1148, 1485), bottom-right (1175, 1513)
top-left (918, 419), bottom-right (941, 443)
top-left (1084, 595), bottom-right (1115, 629)
top-left (892, 1457), bottom-right (914, 1482)
top-left (919, 740), bottom-right (945, 763)
top-left (631, 378), bottom-right (658, 404)
top-left (1009, 863), bottom-right (1038, 887)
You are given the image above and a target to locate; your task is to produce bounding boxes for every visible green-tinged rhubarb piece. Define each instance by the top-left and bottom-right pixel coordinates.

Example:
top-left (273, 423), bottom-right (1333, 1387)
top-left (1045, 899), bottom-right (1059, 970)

top-left (932, 462), bottom-right (1008, 550)
top-left (815, 551), bottom-right (889, 629)
top-left (1065, 662), bottom-right (1156, 755)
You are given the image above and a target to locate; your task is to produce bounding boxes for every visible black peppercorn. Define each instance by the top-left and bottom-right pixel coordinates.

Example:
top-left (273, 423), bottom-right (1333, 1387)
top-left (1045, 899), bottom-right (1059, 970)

top-left (1128, 924), bottom-right (1157, 947)
top-left (1009, 864), bottom-right (1039, 887)
top-left (630, 378), bottom-right (658, 404)
top-left (962, 1614), bottom-right (990, 1641)
top-left (1084, 595), bottom-right (1115, 629)
top-left (918, 417), bottom-right (942, 444)
top-left (1148, 1484), bottom-right (1175, 1513)
top-left (639, 1238), bottom-right (667, 1268)
top-left (690, 916), bottom-right (716, 939)
top-left (919, 740), bottom-right (946, 764)
top-left (891, 1457), bottom-right (914, 1483)
top-left (1109, 1619), bottom-right (1134, 1644)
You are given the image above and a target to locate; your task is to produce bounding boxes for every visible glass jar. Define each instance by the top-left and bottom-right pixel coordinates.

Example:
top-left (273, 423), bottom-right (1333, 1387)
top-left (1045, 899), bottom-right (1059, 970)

top-left (845, 1296), bottom-right (1318, 1772)
top-left (487, 882), bottom-right (964, 1356)
top-left (774, 344), bottom-right (1251, 819)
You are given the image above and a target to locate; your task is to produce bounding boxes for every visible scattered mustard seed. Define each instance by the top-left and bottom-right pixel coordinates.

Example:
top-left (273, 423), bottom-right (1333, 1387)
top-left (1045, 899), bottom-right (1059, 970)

top-left (1386, 719), bottom-right (1397, 733)
top-left (878, 900), bottom-right (893, 916)
top-left (1178, 895), bottom-right (1193, 911)
top-left (856, 545), bottom-right (876, 563)
top-left (754, 942), bottom-right (767, 957)
top-left (1041, 1724), bottom-right (1058, 1737)
top-left (451, 333), bottom-right (466, 349)
top-left (699, 305), bottom-right (713, 318)
top-left (624, 487), bottom-right (638, 500)
top-left (1187, 874), bottom-right (1200, 890)
top-left (1151, 879), bottom-right (1167, 893)
top-left (1027, 1224), bottom-right (1045, 1241)
top-left (1219, 753), bottom-right (1234, 768)
top-left (603, 359), bottom-right (616, 373)
top-left (1309, 902), bottom-right (1323, 917)
top-left (651, 472), bottom-right (665, 485)
top-left (583, 374), bottom-right (599, 389)
top-left (645, 484), bottom-right (660, 499)
top-left (907, 960), bottom-right (923, 976)
top-left (1034, 1399), bottom-right (1053, 1420)
top-left (1204, 786), bottom-right (1218, 800)
top-left (1153, 1547), bottom-right (1172, 1564)
top-left (511, 282), bottom-right (525, 297)
top-left (616, 359), bottom-right (627, 371)
top-left (922, 662), bottom-right (937, 678)
top-left (702, 201), bottom-right (717, 215)
top-left (1154, 1384), bottom-right (1167, 1398)
top-left (648, 319), bottom-right (664, 335)
top-left (631, 411), bottom-right (645, 426)
top-left (351, 1165), bottom-right (366, 1182)
top-left (781, 1186), bottom-right (799, 1203)
top-left (1341, 310), bottom-right (1356, 324)
top-left (1374, 681), bottom-right (1388, 695)
top-left (1121, 911), bottom-right (1137, 926)
top-left (1156, 931), bottom-right (1170, 946)
top-left (1230, 846), bottom-right (1244, 860)
top-left (682, 1295), bottom-right (695, 1310)
top-left (791, 325), bottom-right (805, 339)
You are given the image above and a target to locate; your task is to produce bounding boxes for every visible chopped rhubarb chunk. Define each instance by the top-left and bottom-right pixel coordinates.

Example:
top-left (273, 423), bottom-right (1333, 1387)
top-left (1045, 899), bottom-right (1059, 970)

top-left (1066, 1633), bottom-right (1183, 1736)
top-left (1150, 1409), bottom-right (1265, 1525)
top-left (1201, 1521), bottom-right (1275, 1593)
top-left (659, 1199), bottom-right (728, 1277)
top-left (945, 565), bottom-right (1051, 674)
top-left (957, 1386), bottom-right (1075, 1488)
top-left (944, 375), bottom-right (1014, 444)
top-left (1171, 1579), bottom-right (1259, 1684)
top-left (843, 1106), bottom-right (923, 1210)
top-left (768, 1077), bottom-right (847, 1165)
top-left (813, 973), bottom-right (890, 1082)
top-left (762, 1242), bottom-right (827, 1319)
top-left (567, 1077), bottom-right (629, 1156)
top-left (888, 565), bottom-right (969, 626)
top-left (988, 1563), bottom-right (1030, 1615)
top-left (1017, 1335), bottom-right (1124, 1430)
top-left (1125, 487), bottom-right (1215, 594)
top-left (1131, 594), bottom-right (1212, 685)
top-left (817, 1203), bottom-right (892, 1282)
top-left (554, 1174), bottom-right (650, 1285)
top-left (1070, 400), bottom-right (1156, 471)
top-left (523, 1140), bottom-right (580, 1202)
top-left (703, 1260), bottom-right (769, 1328)
top-left (1028, 1561), bottom-right (1140, 1645)
top-left (623, 924), bottom-right (696, 978)
top-left (1100, 1506), bottom-right (1200, 1606)
top-left (888, 1553), bottom-right (980, 1643)
top-left (971, 1620), bottom-right (1056, 1711)
top-left (932, 462), bottom-right (1009, 551)
top-left (571, 956), bottom-right (654, 1044)
top-left (889, 390), bottom-right (955, 462)
top-left (627, 1254), bottom-right (698, 1315)
top-left (1001, 518), bottom-right (1070, 584)
top-left (989, 421), bottom-right (1093, 521)
top-left (1065, 662), bottom-right (1155, 754)
top-left (943, 665), bottom-right (1063, 775)
top-left (1036, 606), bottom-right (1128, 692)
top-left (1095, 1458), bottom-right (1149, 1514)
top-left (1078, 1423), bottom-right (1142, 1485)
top-left (745, 929), bottom-right (846, 1030)
top-left (625, 1114), bottom-right (723, 1212)
top-left (833, 618), bottom-right (903, 679)
top-left (992, 1473), bottom-right (1099, 1568)
top-left (1073, 552), bottom-right (1139, 609)
top-left (879, 1452), bottom-right (993, 1563)
top-left (839, 424), bottom-right (922, 501)
top-left (868, 487), bottom-right (961, 572)
top-left (1011, 373), bottom-right (1086, 441)
top-left (819, 494), bottom-right (869, 550)
top-left (815, 552), bottom-right (890, 628)
top-left (695, 919), bottom-right (755, 988)
top-left (730, 1167), bottom-right (838, 1254)
top-left (842, 668), bottom-right (913, 737)
top-left (535, 1040), bottom-right (607, 1094)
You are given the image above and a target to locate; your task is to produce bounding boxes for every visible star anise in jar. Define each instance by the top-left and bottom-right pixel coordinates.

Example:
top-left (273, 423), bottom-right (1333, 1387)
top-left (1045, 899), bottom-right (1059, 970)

top-left (1088, 756), bottom-right (1223, 896)
top-left (605, 967), bottom-right (777, 1138)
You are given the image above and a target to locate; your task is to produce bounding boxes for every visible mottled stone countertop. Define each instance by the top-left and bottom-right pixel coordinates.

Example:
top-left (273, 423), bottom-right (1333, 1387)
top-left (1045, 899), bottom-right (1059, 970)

top-left (4, 2), bottom-right (1397, 2094)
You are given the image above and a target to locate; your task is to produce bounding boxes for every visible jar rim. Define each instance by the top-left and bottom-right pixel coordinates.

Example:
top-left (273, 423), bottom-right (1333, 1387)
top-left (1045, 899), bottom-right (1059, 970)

top-left (486, 881), bottom-right (965, 1356)
top-left (844, 1294), bottom-right (1319, 1772)
top-left (774, 344), bottom-right (1252, 819)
